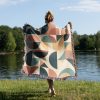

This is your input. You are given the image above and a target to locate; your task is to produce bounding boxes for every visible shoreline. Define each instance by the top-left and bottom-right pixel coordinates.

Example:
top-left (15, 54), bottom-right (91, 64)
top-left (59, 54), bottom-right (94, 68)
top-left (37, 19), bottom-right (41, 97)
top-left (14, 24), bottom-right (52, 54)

top-left (75, 50), bottom-right (100, 52)
top-left (0, 50), bottom-right (100, 55)
top-left (0, 51), bottom-right (24, 55)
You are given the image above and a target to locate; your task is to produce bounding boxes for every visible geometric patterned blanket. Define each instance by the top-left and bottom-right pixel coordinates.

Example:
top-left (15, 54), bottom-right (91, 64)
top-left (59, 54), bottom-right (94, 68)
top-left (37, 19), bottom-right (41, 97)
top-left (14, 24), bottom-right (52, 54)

top-left (22, 23), bottom-right (76, 79)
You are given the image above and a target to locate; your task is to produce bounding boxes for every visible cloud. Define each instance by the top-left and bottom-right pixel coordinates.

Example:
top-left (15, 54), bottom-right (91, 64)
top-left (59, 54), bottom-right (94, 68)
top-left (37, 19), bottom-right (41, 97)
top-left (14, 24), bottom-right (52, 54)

top-left (0, 0), bottom-right (27, 6)
top-left (60, 0), bottom-right (100, 12)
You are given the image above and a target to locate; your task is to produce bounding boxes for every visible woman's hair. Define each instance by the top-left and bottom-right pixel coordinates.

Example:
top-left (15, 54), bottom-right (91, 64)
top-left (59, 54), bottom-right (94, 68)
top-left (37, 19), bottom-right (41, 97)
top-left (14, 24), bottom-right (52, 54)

top-left (45, 11), bottom-right (54, 24)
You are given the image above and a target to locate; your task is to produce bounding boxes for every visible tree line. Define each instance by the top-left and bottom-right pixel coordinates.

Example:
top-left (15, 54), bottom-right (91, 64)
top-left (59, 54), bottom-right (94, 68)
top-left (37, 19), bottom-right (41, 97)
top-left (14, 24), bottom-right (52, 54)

top-left (73, 31), bottom-right (100, 51)
top-left (0, 25), bottom-right (24, 52)
top-left (0, 25), bottom-right (100, 52)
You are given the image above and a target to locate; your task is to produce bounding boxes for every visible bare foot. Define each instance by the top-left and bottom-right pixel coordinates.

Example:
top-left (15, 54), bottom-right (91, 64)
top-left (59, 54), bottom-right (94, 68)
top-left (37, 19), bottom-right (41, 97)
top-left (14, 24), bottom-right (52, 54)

top-left (48, 88), bottom-right (56, 96)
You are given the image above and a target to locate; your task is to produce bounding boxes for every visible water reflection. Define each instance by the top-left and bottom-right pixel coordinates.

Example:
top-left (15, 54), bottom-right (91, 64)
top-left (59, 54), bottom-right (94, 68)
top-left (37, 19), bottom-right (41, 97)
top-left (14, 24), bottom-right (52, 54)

top-left (0, 52), bottom-right (100, 81)
top-left (96, 52), bottom-right (100, 68)
top-left (0, 53), bottom-right (24, 79)
top-left (76, 51), bottom-right (100, 81)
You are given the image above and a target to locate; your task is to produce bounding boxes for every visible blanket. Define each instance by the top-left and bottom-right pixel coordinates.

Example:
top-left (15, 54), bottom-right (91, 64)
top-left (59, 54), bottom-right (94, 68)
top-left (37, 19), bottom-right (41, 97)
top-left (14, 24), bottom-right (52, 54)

top-left (22, 24), bottom-right (77, 79)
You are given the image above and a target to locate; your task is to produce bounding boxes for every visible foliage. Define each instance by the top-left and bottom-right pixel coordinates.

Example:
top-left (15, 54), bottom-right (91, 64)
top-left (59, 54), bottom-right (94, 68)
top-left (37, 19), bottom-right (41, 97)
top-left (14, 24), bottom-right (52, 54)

top-left (0, 25), bottom-right (24, 52)
top-left (0, 25), bottom-right (100, 52)
top-left (0, 25), bottom-right (12, 51)
top-left (87, 35), bottom-right (96, 50)
top-left (95, 31), bottom-right (100, 51)
top-left (0, 80), bottom-right (100, 100)
top-left (12, 27), bottom-right (24, 50)
top-left (4, 32), bottom-right (16, 51)
top-left (73, 31), bottom-right (80, 50)
top-left (73, 31), bottom-right (98, 51)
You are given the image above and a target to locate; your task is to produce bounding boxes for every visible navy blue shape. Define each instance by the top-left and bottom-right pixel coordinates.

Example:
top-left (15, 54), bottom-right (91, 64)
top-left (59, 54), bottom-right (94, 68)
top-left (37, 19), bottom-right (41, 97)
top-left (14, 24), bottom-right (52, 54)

top-left (40, 24), bottom-right (48, 34)
top-left (33, 42), bottom-right (40, 49)
top-left (40, 67), bottom-right (48, 76)
top-left (23, 24), bottom-right (40, 34)
top-left (49, 52), bottom-right (57, 69)
top-left (31, 58), bottom-right (39, 66)
top-left (33, 50), bottom-right (48, 58)
top-left (64, 34), bottom-right (69, 41)
top-left (25, 51), bottom-right (32, 66)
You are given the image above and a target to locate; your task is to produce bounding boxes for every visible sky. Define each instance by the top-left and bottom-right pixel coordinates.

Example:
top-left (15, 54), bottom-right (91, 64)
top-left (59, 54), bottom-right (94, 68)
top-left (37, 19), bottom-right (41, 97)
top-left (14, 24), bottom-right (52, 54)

top-left (0, 0), bottom-right (100, 35)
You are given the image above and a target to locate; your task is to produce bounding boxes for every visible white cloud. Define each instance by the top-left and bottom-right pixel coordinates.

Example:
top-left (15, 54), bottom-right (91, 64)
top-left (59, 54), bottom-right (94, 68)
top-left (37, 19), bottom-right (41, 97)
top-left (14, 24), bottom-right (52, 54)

top-left (60, 0), bottom-right (100, 12)
top-left (0, 0), bottom-right (27, 6)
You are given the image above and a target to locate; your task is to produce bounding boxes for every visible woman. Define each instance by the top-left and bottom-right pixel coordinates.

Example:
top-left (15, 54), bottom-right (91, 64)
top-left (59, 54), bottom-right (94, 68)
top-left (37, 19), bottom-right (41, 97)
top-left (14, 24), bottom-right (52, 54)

top-left (22, 11), bottom-right (56, 96)
top-left (22, 11), bottom-right (70, 96)
top-left (44, 11), bottom-right (72, 96)
top-left (44, 11), bottom-right (56, 96)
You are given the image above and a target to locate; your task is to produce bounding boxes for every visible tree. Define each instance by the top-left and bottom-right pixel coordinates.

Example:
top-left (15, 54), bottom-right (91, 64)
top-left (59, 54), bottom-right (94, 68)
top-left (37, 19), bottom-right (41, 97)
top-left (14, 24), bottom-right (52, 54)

top-left (73, 31), bottom-right (80, 50)
top-left (0, 25), bottom-right (24, 52)
top-left (87, 35), bottom-right (96, 50)
top-left (95, 31), bottom-right (100, 50)
top-left (0, 25), bottom-right (12, 51)
top-left (12, 27), bottom-right (24, 51)
top-left (0, 32), bottom-right (7, 51)
top-left (4, 32), bottom-right (16, 51)
top-left (79, 34), bottom-right (89, 50)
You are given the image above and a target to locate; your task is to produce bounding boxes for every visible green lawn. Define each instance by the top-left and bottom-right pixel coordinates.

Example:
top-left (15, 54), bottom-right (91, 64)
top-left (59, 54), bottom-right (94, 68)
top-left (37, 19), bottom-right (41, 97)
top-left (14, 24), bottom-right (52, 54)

top-left (0, 80), bottom-right (100, 100)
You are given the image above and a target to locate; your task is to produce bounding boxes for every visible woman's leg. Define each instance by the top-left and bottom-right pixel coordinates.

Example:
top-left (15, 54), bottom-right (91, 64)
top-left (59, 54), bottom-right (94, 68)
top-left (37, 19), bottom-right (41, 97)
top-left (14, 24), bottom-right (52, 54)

top-left (47, 79), bottom-right (56, 95)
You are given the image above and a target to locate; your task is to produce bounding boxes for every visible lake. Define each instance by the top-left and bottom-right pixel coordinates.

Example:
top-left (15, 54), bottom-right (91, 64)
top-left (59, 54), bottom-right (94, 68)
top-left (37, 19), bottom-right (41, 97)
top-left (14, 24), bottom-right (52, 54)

top-left (0, 52), bottom-right (100, 81)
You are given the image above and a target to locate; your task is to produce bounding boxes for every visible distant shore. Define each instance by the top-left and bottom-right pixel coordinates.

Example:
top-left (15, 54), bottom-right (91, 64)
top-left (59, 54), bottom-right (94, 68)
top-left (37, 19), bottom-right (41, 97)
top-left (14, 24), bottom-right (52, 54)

top-left (75, 50), bottom-right (100, 52)
top-left (0, 51), bottom-right (24, 55)
top-left (0, 50), bottom-right (100, 55)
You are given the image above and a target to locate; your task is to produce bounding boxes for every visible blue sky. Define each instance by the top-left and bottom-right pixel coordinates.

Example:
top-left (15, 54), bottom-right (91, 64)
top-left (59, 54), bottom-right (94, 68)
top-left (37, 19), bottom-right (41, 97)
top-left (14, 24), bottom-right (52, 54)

top-left (0, 0), bottom-right (100, 35)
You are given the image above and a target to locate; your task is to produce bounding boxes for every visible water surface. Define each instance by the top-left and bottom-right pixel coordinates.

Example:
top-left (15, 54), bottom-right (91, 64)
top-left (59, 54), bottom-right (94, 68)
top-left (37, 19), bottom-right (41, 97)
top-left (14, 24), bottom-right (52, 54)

top-left (0, 52), bottom-right (100, 81)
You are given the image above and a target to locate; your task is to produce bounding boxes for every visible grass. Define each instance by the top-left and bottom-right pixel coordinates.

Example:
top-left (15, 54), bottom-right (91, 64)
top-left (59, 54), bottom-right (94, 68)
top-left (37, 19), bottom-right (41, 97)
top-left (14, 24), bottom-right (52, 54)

top-left (0, 80), bottom-right (100, 100)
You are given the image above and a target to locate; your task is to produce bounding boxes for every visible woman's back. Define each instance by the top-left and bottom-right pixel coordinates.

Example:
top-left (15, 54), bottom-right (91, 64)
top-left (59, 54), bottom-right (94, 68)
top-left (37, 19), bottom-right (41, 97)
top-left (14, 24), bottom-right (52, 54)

top-left (45, 22), bottom-right (60, 35)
